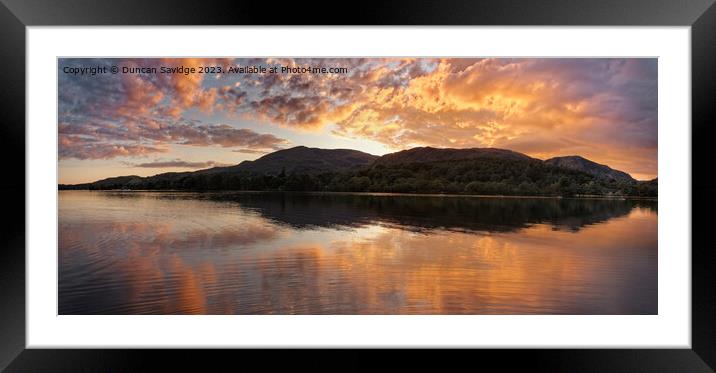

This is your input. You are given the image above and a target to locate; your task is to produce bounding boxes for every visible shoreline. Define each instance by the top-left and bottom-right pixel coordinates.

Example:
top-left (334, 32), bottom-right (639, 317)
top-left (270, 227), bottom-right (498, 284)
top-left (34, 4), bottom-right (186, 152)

top-left (57, 189), bottom-right (658, 201)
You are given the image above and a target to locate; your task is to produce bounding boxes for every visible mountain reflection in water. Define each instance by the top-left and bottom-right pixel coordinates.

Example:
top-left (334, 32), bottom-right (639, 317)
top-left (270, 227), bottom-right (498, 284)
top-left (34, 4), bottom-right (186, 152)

top-left (59, 191), bottom-right (657, 315)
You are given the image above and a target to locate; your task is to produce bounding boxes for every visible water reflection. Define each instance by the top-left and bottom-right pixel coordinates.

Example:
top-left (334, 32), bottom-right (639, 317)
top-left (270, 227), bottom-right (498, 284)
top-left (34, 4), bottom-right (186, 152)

top-left (59, 191), bottom-right (657, 314)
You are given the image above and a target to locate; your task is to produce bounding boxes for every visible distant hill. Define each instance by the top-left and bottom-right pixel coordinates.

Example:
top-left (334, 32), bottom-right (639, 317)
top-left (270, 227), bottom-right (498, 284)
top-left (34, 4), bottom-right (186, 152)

top-left (202, 146), bottom-right (378, 175)
top-left (59, 146), bottom-right (655, 197)
top-left (78, 175), bottom-right (143, 189)
top-left (375, 146), bottom-right (535, 166)
top-left (545, 156), bottom-right (635, 182)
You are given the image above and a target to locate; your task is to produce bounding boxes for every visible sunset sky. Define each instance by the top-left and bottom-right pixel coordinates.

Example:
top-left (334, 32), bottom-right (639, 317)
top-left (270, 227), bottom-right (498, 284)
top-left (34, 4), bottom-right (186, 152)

top-left (58, 58), bottom-right (657, 184)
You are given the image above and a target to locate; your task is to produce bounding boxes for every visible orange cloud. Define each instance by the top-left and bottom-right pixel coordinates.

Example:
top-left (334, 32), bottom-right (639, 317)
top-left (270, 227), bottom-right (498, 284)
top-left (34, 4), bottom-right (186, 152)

top-left (58, 58), bottom-right (657, 178)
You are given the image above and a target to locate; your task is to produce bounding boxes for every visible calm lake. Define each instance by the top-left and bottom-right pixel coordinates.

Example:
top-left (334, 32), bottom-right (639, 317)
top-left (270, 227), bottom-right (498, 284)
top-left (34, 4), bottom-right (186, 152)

top-left (58, 190), bottom-right (657, 314)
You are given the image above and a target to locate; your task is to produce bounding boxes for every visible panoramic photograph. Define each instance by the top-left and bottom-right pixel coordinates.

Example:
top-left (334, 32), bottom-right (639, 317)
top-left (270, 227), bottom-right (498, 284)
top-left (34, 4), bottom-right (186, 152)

top-left (58, 57), bottom-right (657, 315)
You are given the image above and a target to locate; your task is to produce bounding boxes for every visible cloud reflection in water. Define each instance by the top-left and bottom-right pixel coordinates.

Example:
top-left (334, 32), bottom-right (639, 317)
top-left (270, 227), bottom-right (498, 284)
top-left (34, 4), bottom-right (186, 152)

top-left (59, 191), bottom-right (657, 314)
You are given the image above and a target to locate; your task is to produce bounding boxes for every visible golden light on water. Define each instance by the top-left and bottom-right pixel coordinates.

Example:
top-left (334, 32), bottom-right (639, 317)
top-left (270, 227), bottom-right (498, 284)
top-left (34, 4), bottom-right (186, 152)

top-left (59, 191), bottom-right (657, 314)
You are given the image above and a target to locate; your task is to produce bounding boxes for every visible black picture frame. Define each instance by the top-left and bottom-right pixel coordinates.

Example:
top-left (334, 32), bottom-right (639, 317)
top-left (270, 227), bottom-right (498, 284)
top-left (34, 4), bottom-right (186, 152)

top-left (1, 0), bottom-right (715, 371)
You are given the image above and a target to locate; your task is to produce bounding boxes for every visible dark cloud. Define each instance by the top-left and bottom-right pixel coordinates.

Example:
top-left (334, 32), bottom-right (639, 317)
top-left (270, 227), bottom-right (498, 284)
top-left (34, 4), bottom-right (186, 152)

top-left (59, 119), bottom-right (289, 160)
top-left (59, 137), bottom-right (168, 160)
top-left (125, 159), bottom-right (230, 169)
top-left (231, 148), bottom-right (272, 155)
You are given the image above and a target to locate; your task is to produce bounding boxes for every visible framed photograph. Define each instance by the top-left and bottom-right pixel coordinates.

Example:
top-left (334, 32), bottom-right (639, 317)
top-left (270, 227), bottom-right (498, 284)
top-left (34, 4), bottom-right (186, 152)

top-left (2, 0), bottom-right (715, 371)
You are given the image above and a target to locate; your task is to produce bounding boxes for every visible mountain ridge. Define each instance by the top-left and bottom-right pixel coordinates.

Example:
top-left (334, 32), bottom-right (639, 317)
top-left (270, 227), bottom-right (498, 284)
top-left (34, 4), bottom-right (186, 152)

top-left (374, 146), bottom-right (537, 166)
top-left (544, 155), bottom-right (634, 182)
top-left (199, 146), bottom-right (378, 175)
top-left (59, 145), bottom-right (655, 197)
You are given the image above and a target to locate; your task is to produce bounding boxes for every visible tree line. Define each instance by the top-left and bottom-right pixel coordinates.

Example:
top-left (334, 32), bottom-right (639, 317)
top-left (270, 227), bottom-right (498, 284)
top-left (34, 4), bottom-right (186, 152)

top-left (61, 158), bottom-right (658, 197)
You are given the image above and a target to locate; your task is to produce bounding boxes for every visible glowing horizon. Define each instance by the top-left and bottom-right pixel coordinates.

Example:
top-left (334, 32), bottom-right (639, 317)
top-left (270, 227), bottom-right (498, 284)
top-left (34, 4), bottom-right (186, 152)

top-left (59, 58), bottom-right (657, 184)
